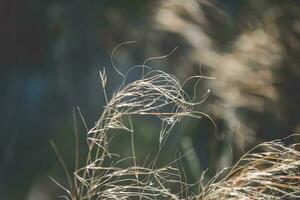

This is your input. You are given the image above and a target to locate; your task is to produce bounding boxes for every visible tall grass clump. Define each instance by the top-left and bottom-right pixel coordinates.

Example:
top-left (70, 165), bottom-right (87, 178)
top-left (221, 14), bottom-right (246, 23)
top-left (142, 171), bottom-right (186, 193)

top-left (199, 138), bottom-right (300, 199)
top-left (52, 45), bottom-right (300, 200)
top-left (73, 67), bottom-right (211, 200)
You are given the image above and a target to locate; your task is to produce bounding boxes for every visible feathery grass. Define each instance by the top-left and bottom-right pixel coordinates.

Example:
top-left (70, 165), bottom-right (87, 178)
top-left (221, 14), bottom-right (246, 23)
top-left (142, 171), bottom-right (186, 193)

top-left (51, 46), bottom-right (300, 199)
top-left (199, 138), bottom-right (300, 199)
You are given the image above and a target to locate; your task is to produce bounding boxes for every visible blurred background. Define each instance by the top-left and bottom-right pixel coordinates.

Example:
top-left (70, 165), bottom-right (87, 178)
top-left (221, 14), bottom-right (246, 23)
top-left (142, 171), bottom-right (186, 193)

top-left (1, 0), bottom-right (300, 199)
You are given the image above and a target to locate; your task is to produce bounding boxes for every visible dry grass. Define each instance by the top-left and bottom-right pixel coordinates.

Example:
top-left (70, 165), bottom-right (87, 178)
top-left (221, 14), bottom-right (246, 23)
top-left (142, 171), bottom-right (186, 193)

top-left (199, 138), bottom-right (300, 199)
top-left (72, 65), bottom-right (213, 199)
top-left (52, 51), bottom-right (300, 199)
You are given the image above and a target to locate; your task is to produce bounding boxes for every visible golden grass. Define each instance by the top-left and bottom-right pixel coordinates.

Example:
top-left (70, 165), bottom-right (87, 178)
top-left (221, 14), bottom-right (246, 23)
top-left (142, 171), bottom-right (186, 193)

top-left (51, 49), bottom-right (300, 199)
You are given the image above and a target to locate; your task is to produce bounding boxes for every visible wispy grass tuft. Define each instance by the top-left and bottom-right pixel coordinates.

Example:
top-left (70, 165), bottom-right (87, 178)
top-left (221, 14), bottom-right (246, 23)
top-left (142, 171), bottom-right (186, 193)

top-left (199, 137), bottom-right (300, 199)
top-left (51, 44), bottom-right (300, 200)
top-left (73, 66), bottom-right (213, 199)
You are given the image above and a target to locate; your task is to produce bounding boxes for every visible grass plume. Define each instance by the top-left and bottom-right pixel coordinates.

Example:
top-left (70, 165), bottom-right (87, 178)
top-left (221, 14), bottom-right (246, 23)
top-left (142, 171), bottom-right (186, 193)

top-left (72, 67), bottom-right (212, 199)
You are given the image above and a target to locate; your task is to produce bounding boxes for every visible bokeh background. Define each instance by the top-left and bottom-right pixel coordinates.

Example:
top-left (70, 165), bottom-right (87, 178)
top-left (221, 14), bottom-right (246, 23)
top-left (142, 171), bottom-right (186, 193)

top-left (1, 0), bottom-right (300, 199)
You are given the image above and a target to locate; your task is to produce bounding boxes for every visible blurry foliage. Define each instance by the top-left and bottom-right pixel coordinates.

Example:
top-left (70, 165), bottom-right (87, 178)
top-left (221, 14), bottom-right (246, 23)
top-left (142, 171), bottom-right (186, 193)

top-left (152, 0), bottom-right (300, 172)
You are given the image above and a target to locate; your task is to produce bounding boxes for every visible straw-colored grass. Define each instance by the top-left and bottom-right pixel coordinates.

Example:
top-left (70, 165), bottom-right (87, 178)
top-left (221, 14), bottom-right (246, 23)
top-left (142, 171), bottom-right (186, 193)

top-left (72, 67), bottom-right (213, 200)
top-left (51, 51), bottom-right (300, 199)
top-left (199, 138), bottom-right (300, 199)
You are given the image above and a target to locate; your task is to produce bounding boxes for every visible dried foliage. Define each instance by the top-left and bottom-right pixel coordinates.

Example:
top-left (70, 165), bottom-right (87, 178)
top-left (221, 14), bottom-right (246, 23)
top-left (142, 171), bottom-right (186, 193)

top-left (72, 67), bottom-right (212, 200)
top-left (199, 139), bottom-right (300, 199)
top-left (52, 67), bottom-right (300, 200)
